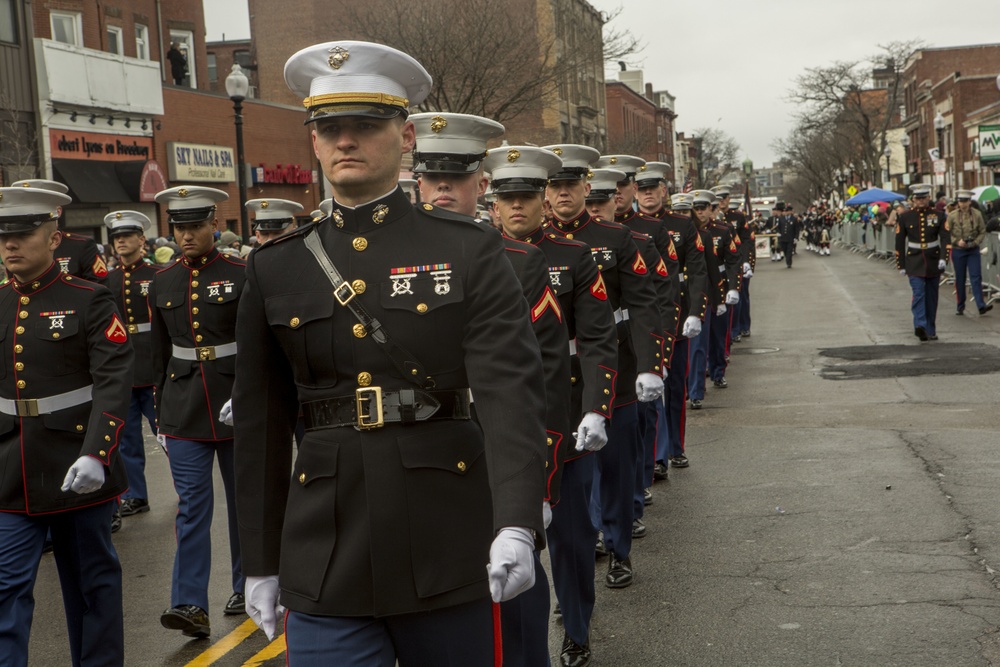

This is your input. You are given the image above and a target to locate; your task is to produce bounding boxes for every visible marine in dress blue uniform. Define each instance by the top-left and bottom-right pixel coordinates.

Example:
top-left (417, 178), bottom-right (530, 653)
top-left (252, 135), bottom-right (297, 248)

top-left (491, 147), bottom-right (618, 667)
top-left (895, 184), bottom-right (950, 341)
top-left (105, 210), bottom-right (158, 517)
top-left (232, 42), bottom-right (547, 667)
top-left (248, 198), bottom-right (304, 246)
top-left (150, 186), bottom-right (247, 638)
top-left (707, 186), bottom-right (742, 389)
top-left (0, 186), bottom-right (132, 667)
top-left (545, 145), bottom-right (664, 593)
top-left (687, 191), bottom-right (724, 408)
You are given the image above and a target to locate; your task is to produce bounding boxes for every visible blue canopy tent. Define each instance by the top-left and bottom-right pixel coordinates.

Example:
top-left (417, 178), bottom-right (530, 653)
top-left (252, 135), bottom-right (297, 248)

top-left (845, 187), bottom-right (905, 205)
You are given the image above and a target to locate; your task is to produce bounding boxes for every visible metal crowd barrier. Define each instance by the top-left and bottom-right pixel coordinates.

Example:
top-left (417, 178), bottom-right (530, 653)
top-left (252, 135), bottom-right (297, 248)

top-left (832, 223), bottom-right (1000, 305)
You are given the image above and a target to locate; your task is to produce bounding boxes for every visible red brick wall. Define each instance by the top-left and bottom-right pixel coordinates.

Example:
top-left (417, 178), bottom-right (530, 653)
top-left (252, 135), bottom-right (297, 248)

top-left (205, 40), bottom-right (257, 96)
top-left (606, 82), bottom-right (657, 159)
top-left (152, 87), bottom-right (319, 238)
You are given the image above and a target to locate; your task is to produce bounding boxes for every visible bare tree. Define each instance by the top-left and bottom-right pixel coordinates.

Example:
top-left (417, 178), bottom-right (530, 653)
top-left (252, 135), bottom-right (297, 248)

top-left (0, 89), bottom-right (38, 185)
top-left (694, 127), bottom-right (740, 186)
top-left (601, 5), bottom-right (644, 66)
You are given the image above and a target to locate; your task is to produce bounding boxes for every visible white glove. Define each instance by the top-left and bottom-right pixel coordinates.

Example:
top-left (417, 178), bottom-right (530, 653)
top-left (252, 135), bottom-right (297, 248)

top-left (938, 259), bottom-right (946, 271)
top-left (487, 527), bottom-right (536, 602)
top-left (574, 412), bottom-right (608, 452)
top-left (156, 429), bottom-right (167, 450)
top-left (743, 264), bottom-right (753, 279)
top-left (635, 372), bottom-right (664, 402)
top-left (681, 315), bottom-right (702, 338)
top-left (716, 304), bottom-right (727, 316)
top-left (219, 398), bottom-right (233, 426)
top-left (542, 501), bottom-right (552, 529)
top-left (662, 365), bottom-right (669, 379)
top-left (725, 289), bottom-right (740, 305)
top-left (899, 269), bottom-right (906, 276)
top-left (61, 456), bottom-right (105, 494)
top-left (245, 575), bottom-right (285, 641)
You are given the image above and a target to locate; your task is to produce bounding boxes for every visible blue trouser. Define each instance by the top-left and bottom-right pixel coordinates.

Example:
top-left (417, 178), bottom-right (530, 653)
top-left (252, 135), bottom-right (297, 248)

top-left (735, 275), bottom-right (751, 333)
top-left (590, 402), bottom-right (638, 560)
top-left (687, 315), bottom-right (711, 401)
top-left (634, 398), bottom-right (665, 519)
top-left (546, 455), bottom-right (596, 647)
top-left (908, 276), bottom-right (939, 336)
top-left (120, 386), bottom-right (156, 501)
top-left (500, 551), bottom-right (551, 667)
top-left (0, 500), bottom-right (122, 667)
top-left (708, 308), bottom-right (729, 382)
top-left (663, 336), bottom-right (689, 460)
top-left (164, 437), bottom-right (243, 611)
top-left (951, 246), bottom-right (986, 311)
top-left (780, 241), bottom-right (794, 266)
top-left (284, 597), bottom-right (496, 666)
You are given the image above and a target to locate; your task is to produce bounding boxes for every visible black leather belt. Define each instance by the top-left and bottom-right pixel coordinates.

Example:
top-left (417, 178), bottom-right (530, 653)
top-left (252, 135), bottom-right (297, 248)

top-left (302, 387), bottom-right (473, 431)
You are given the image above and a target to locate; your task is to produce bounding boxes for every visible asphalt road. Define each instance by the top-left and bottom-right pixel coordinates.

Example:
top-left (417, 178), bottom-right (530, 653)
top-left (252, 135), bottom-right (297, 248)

top-left (28, 240), bottom-right (1000, 666)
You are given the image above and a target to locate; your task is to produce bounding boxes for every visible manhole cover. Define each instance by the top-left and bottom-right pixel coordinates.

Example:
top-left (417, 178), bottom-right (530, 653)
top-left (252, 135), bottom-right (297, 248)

top-left (733, 347), bottom-right (780, 355)
top-left (817, 343), bottom-right (1000, 380)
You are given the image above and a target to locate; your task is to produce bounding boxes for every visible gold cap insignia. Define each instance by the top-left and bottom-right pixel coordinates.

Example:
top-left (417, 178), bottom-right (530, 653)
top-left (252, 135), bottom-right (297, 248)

top-left (0, 193), bottom-right (3, 202)
top-left (430, 116), bottom-right (448, 133)
top-left (507, 149), bottom-right (521, 163)
top-left (328, 45), bottom-right (350, 70)
top-left (587, 170), bottom-right (594, 180)
top-left (115, 212), bottom-right (123, 219)
top-left (19, 183), bottom-right (30, 187)
top-left (373, 204), bottom-right (389, 224)
top-left (178, 188), bottom-right (189, 197)
top-left (553, 147), bottom-right (563, 156)
top-left (639, 165), bottom-right (647, 171)
top-left (260, 201), bottom-right (269, 208)
top-left (609, 157), bottom-right (618, 165)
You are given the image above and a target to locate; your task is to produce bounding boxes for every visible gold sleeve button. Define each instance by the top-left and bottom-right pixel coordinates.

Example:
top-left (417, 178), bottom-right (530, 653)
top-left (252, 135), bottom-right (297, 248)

top-left (299, 473), bottom-right (306, 484)
top-left (456, 461), bottom-right (467, 472)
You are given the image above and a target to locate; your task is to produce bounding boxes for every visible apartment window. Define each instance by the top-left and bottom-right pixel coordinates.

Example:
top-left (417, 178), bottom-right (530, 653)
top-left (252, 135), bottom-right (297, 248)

top-left (0, 0), bottom-right (18, 45)
top-left (170, 30), bottom-right (196, 87)
top-left (51, 11), bottom-right (83, 46)
top-left (135, 24), bottom-right (149, 60)
top-left (107, 25), bottom-right (123, 55)
top-left (207, 53), bottom-right (217, 82)
top-left (234, 50), bottom-right (252, 69)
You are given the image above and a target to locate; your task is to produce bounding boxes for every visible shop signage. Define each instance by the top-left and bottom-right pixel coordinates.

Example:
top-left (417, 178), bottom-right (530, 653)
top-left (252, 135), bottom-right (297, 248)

top-left (167, 142), bottom-right (236, 182)
top-left (49, 129), bottom-right (153, 162)
top-left (140, 160), bottom-right (168, 202)
top-left (251, 163), bottom-right (317, 186)
top-left (979, 125), bottom-right (1000, 165)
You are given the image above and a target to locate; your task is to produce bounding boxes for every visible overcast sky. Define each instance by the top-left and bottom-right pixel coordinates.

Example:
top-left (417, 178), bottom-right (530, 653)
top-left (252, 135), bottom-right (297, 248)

top-left (204, 0), bottom-right (1000, 167)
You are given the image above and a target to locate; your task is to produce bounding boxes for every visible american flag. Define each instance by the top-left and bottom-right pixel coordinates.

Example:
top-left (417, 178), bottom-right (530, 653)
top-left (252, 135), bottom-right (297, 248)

top-left (682, 178), bottom-right (693, 193)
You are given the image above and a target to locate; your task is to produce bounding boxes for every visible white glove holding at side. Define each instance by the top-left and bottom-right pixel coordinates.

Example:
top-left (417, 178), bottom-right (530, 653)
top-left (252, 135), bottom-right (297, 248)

top-left (60, 456), bottom-right (105, 494)
top-left (156, 429), bottom-right (167, 450)
top-left (574, 412), bottom-right (608, 452)
top-left (899, 269), bottom-right (906, 276)
top-left (725, 289), bottom-right (740, 305)
top-left (487, 527), bottom-right (536, 602)
top-left (542, 501), bottom-right (552, 530)
top-left (681, 315), bottom-right (702, 338)
top-left (635, 372), bottom-right (664, 402)
top-left (938, 259), bottom-right (946, 271)
top-left (245, 575), bottom-right (285, 641)
top-left (716, 304), bottom-right (727, 316)
top-left (219, 398), bottom-right (233, 426)
top-left (742, 262), bottom-right (752, 278)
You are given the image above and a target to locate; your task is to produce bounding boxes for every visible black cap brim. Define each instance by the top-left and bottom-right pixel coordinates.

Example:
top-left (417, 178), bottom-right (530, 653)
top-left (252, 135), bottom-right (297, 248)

top-left (306, 104), bottom-right (405, 125)
top-left (493, 178), bottom-right (548, 194)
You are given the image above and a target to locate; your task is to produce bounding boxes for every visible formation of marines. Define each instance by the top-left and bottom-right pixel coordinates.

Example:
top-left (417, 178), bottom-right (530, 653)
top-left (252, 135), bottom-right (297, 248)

top-left (0, 40), bottom-right (764, 667)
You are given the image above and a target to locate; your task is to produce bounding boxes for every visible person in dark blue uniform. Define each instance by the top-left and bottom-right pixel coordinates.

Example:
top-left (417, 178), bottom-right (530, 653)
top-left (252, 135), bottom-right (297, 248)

top-left (687, 191), bottom-right (724, 409)
top-left (233, 41), bottom-right (547, 666)
top-left (895, 184), bottom-right (950, 341)
top-left (0, 185), bottom-right (133, 667)
top-left (248, 198), bottom-right (304, 245)
top-left (707, 187), bottom-right (742, 390)
top-left (150, 186), bottom-right (247, 638)
top-left (544, 144), bottom-right (664, 592)
top-left (492, 147), bottom-right (618, 667)
top-left (105, 210), bottom-right (158, 518)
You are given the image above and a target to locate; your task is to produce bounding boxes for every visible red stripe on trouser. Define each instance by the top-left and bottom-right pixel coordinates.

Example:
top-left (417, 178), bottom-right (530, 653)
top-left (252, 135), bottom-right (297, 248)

top-left (493, 601), bottom-right (503, 667)
top-left (680, 347), bottom-right (690, 451)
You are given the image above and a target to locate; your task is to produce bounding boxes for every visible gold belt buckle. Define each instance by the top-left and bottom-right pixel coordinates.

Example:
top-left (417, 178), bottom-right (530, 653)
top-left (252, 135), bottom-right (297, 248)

top-left (15, 398), bottom-right (39, 417)
top-left (196, 346), bottom-right (216, 361)
top-left (355, 386), bottom-right (384, 430)
top-left (127, 324), bottom-right (138, 334)
top-left (921, 242), bottom-right (928, 249)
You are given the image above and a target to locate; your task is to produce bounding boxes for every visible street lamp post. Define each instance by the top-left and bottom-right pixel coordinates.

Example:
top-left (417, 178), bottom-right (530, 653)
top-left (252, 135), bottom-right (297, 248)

top-left (934, 111), bottom-right (945, 196)
top-left (901, 134), bottom-right (911, 182)
top-left (225, 64), bottom-right (251, 245)
top-left (883, 145), bottom-right (892, 188)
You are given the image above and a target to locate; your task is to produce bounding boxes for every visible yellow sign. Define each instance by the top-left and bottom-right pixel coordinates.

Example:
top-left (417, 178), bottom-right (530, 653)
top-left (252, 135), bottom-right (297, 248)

top-left (847, 185), bottom-right (858, 197)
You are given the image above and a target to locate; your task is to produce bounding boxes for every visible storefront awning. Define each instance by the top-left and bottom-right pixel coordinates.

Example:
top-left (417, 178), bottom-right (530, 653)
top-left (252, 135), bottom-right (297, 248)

top-left (53, 159), bottom-right (146, 204)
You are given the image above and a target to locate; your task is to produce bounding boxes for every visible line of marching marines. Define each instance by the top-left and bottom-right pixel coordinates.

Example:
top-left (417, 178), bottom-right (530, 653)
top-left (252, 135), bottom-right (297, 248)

top-left (0, 40), bottom-right (758, 667)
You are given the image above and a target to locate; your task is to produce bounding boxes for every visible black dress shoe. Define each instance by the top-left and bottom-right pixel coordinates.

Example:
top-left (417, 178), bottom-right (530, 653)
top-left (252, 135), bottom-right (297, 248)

top-left (733, 334), bottom-right (742, 343)
top-left (713, 377), bottom-right (728, 388)
top-left (956, 309), bottom-right (965, 315)
top-left (119, 498), bottom-right (150, 517)
top-left (690, 399), bottom-right (703, 410)
top-left (223, 592), bottom-right (245, 615)
top-left (560, 633), bottom-right (591, 667)
top-left (595, 533), bottom-right (607, 559)
top-left (161, 605), bottom-right (210, 638)
top-left (669, 454), bottom-right (689, 468)
top-left (980, 304), bottom-right (993, 315)
top-left (928, 335), bottom-right (939, 341)
top-left (111, 505), bottom-right (122, 534)
top-left (915, 326), bottom-right (928, 341)
top-left (632, 519), bottom-right (647, 539)
top-left (741, 330), bottom-right (751, 337)
top-left (643, 488), bottom-right (653, 506)
top-left (606, 555), bottom-right (633, 588)
top-left (653, 462), bottom-right (668, 480)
